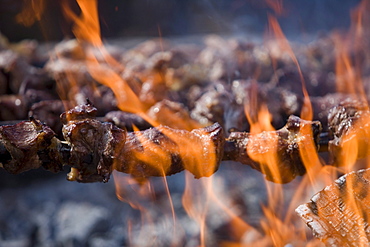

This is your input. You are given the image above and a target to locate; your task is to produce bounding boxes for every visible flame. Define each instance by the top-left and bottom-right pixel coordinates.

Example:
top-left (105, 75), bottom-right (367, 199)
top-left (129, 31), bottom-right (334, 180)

top-left (332, 31), bottom-right (366, 102)
top-left (267, 15), bottom-right (312, 121)
top-left (265, 0), bottom-right (284, 16)
top-left (333, 0), bottom-right (368, 104)
top-left (60, 0), bottom-right (149, 117)
top-left (17, 0), bottom-right (370, 245)
top-left (16, 0), bottom-right (46, 27)
top-left (61, 0), bottom-right (102, 46)
top-left (182, 173), bottom-right (264, 247)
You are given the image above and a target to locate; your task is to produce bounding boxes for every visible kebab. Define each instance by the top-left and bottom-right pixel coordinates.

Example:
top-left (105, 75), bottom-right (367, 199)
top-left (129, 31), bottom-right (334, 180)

top-left (0, 102), bottom-right (322, 183)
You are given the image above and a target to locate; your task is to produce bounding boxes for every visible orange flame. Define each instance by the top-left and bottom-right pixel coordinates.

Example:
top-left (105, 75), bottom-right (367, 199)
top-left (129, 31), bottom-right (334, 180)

top-left (20, 0), bottom-right (370, 245)
top-left (60, 0), bottom-right (149, 118)
top-left (61, 0), bottom-right (102, 46)
top-left (265, 0), bottom-right (285, 16)
top-left (333, 0), bottom-right (368, 103)
top-left (267, 15), bottom-right (312, 121)
top-left (16, 0), bottom-right (46, 27)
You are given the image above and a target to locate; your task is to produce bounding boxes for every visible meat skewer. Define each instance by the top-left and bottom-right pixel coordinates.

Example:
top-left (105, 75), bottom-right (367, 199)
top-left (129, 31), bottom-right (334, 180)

top-left (0, 103), bottom-right (322, 183)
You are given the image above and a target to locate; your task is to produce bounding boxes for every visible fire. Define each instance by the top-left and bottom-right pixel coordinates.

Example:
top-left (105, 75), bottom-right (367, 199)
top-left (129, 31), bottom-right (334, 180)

top-left (16, 0), bottom-right (46, 27)
top-left (332, 0), bottom-right (369, 104)
top-left (265, 0), bottom-right (285, 16)
top-left (267, 15), bottom-right (312, 121)
top-left (12, 0), bottom-right (370, 245)
top-left (60, 0), bottom-right (148, 118)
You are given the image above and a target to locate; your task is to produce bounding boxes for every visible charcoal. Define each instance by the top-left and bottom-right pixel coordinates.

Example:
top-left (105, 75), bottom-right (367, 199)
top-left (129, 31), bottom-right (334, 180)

top-left (61, 103), bottom-right (126, 183)
top-left (116, 122), bottom-right (224, 179)
top-left (296, 169), bottom-right (370, 246)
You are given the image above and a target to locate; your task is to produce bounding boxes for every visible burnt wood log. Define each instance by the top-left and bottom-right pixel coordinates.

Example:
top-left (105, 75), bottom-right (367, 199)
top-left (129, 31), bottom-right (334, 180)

top-left (296, 169), bottom-right (370, 246)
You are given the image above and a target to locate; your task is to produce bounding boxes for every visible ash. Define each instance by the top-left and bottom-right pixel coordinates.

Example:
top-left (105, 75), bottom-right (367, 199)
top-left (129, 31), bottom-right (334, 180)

top-left (0, 162), bottom-right (304, 247)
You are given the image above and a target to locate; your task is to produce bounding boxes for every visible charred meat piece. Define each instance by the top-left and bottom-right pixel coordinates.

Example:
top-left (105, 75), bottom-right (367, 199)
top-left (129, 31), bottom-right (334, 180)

top-left (224, 115), bottom-right (322, 183)
top-left (310, 93), bottom-right (354, 133)
top-left (296, 168), bottom-right (370, 246)
top-left (61, 103), bottom-right (126, 183)
top-left (29, 100), bottom-right (72, 138)
top-left (327, 100), bottom-right (370, 165)
top-left (328, 99), bottom-right (368, 140)
top-left (105, 111), bottom-right (152, 131)
top-left (115, 122), bottom-right (224, 179)
top-left (0, 117), bottom-right (63, 174)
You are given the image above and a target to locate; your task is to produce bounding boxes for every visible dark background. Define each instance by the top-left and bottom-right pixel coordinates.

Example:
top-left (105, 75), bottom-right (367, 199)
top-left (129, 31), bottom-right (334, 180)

top-left (0, 0), bottom-right (362, 42)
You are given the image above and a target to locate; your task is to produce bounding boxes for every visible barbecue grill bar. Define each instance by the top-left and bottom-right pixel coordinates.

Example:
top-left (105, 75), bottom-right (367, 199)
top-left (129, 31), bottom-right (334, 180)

top-left (0, 103), bottom-right (323, 183)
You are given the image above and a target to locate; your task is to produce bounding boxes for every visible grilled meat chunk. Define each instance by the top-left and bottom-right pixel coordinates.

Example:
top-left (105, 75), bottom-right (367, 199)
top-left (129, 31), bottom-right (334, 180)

top-left (115, 122), bottom-right (224, 179)
top-left (327, 100), bottom-right (370, 166)
top-left (61, 103), bottom-right (126, 182)
top-left (224, 115), bottom-right (322, 183)
top-left (0, 117), bottom-right (63, 174)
